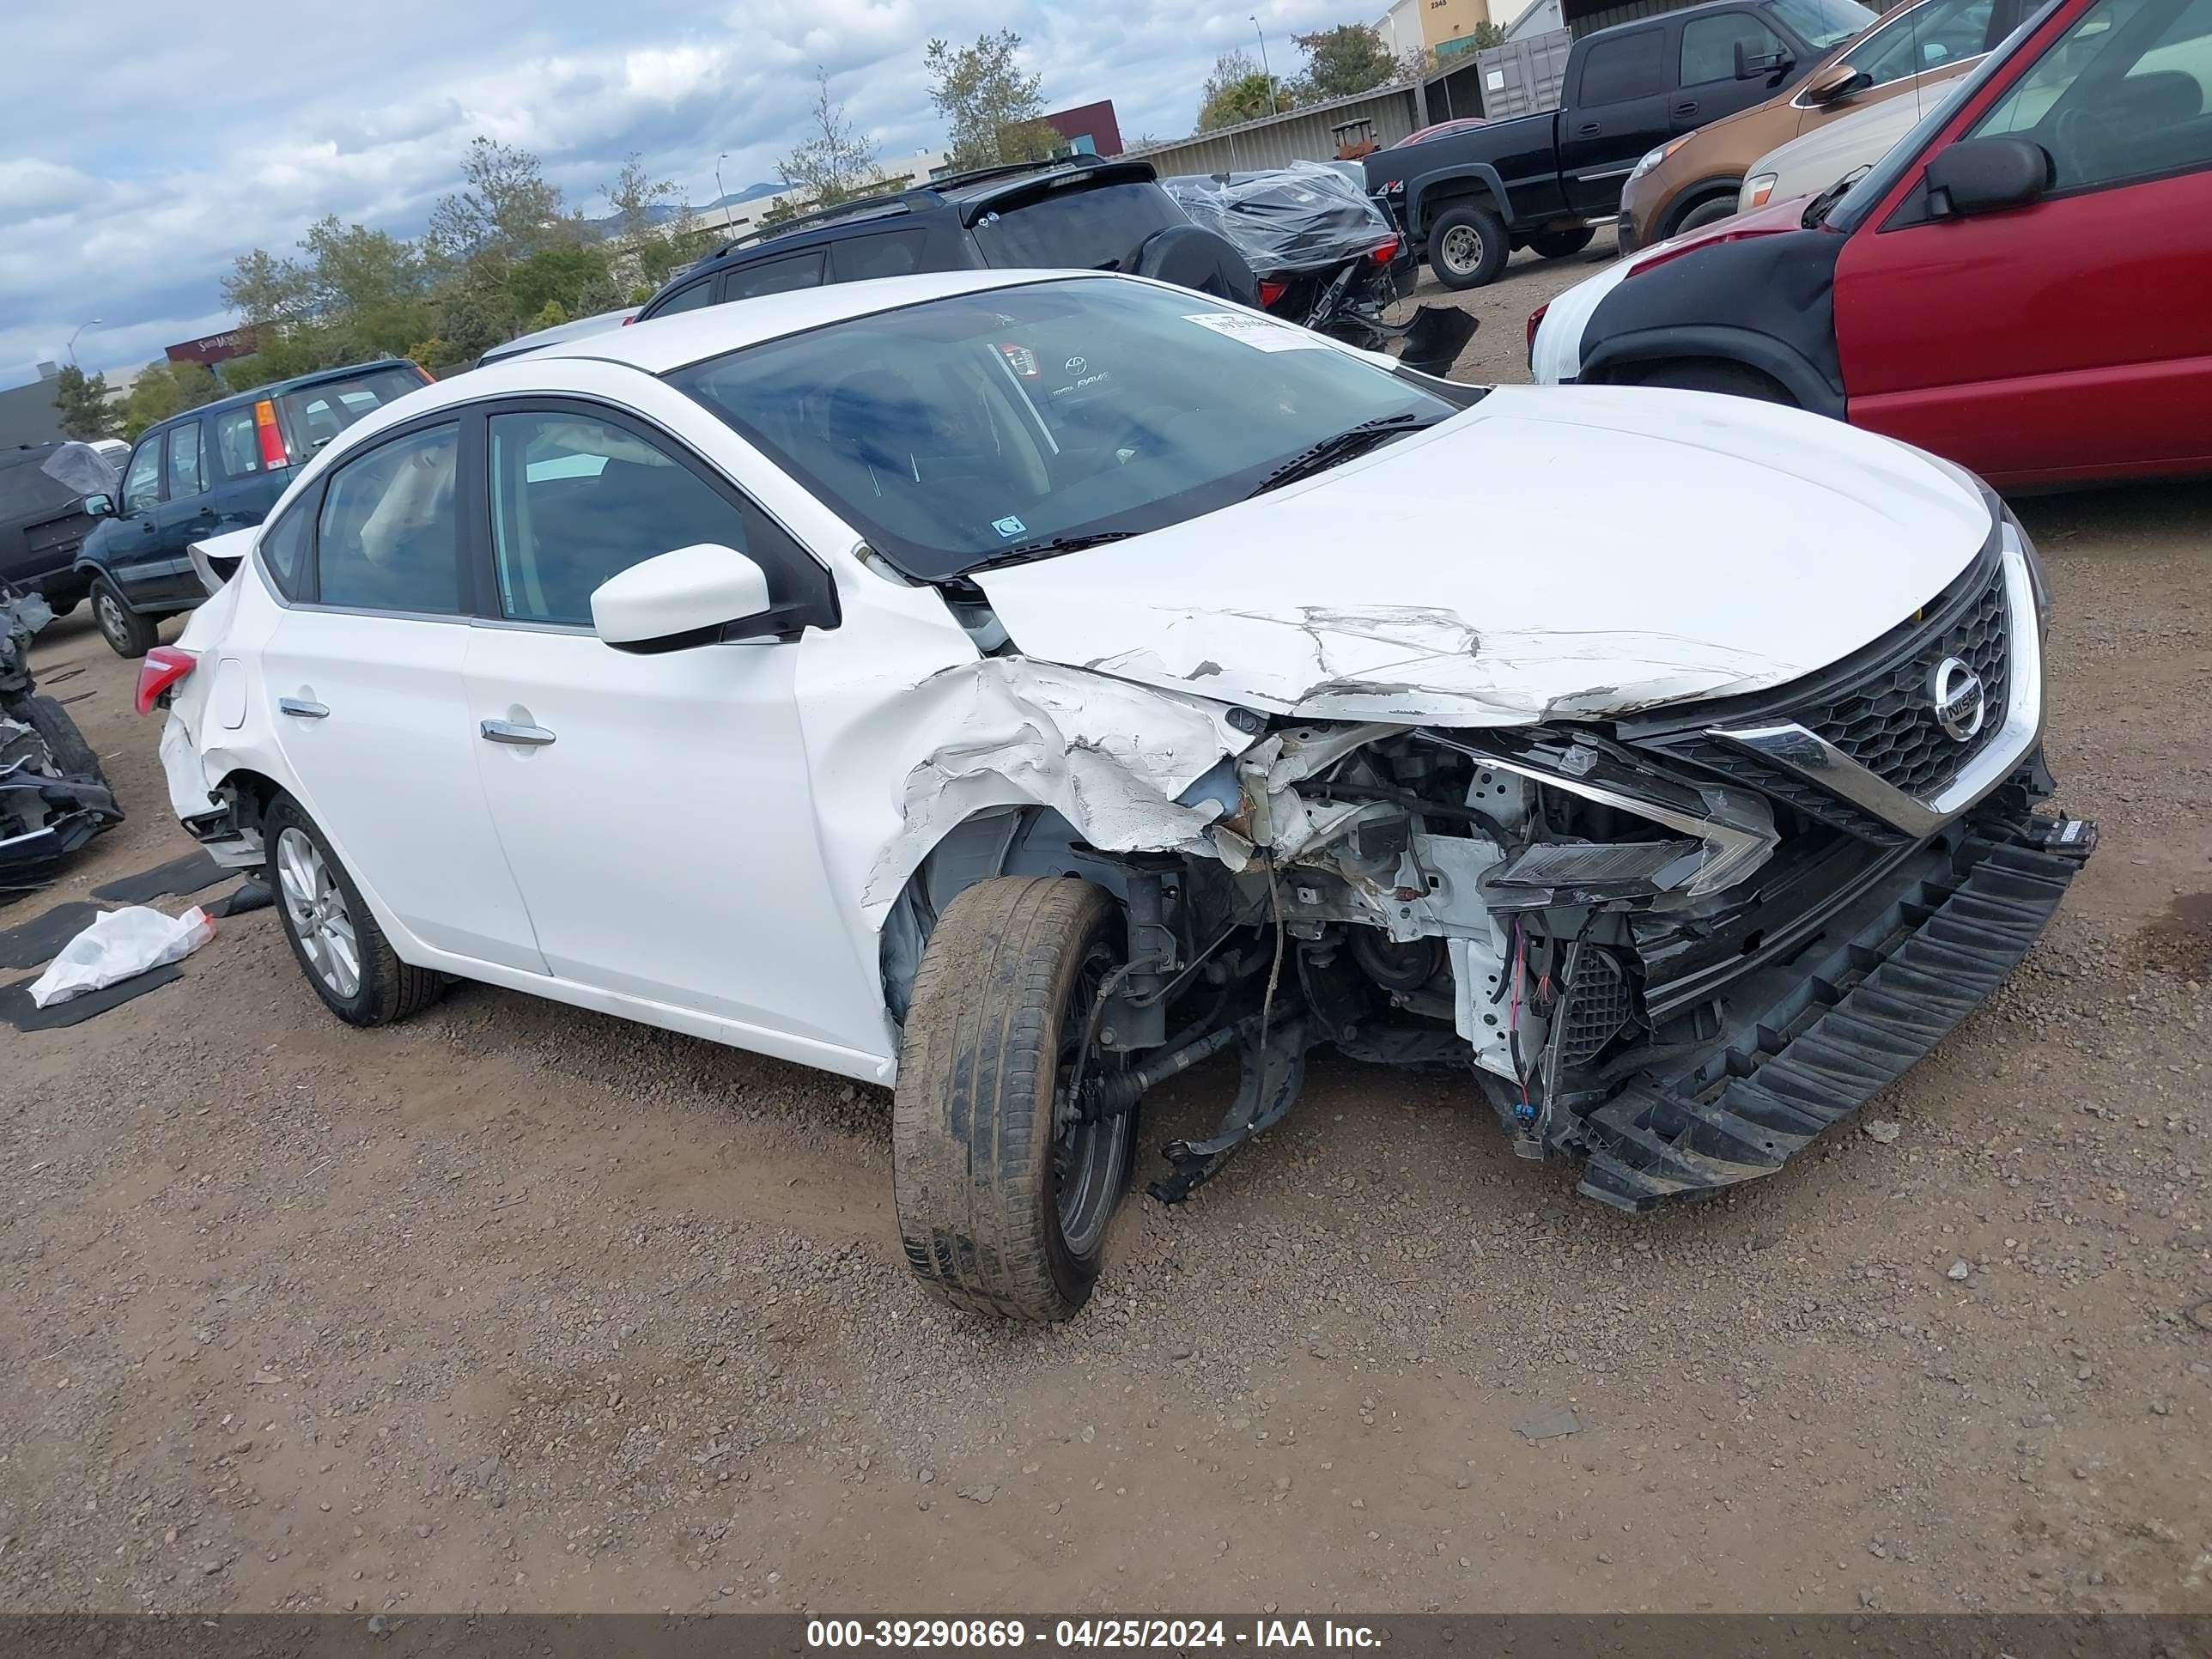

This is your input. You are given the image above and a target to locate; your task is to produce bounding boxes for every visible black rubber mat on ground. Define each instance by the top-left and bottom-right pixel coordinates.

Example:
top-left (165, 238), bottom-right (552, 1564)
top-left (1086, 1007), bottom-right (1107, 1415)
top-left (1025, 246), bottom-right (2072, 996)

top-left (210, 878), bottom-right (273, 918)
top-left (91, 851), bottom-right (228, 905)
top-left (0, 901), bottom-right (100, 970)
top-left (0, 962), bottom-right (183, 1031)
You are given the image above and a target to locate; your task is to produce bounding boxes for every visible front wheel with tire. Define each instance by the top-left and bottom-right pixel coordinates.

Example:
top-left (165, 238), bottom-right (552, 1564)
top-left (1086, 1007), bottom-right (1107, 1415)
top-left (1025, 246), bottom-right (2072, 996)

top-left (14, 695), bottom-right (106, 784)
top-left (265, 793), bottom-right (445, 1028)
top-left (892, 877), bottom-right (1137, 1322)
top-left (1425, 204), bottom-right (1510, 290)
top-left (90, 578), bottom-right (158, 659)
top-left (1528, 227), bottom-right (1595, 259)
top-left (1631, 360), bottom-right (1795, 404)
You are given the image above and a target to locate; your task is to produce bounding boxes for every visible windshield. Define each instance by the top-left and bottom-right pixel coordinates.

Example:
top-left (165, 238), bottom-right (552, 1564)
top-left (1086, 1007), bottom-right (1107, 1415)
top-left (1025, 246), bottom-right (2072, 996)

top-left (969, 182), bottom-right (1188, 272)
top-left (1766, 0), bottom-right (1882, 46)
top-left (277, 364), bottom-right (430, 457)
top-left (1825, 0), bottom-right (2059, 230)
top-left (669, 277), bottom-right (1455, 582)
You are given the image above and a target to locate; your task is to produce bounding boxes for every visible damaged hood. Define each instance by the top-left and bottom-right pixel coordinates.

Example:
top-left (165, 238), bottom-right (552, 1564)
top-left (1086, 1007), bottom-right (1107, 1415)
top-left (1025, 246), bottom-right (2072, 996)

top-left (973, 384), bottom-right (1993, 725)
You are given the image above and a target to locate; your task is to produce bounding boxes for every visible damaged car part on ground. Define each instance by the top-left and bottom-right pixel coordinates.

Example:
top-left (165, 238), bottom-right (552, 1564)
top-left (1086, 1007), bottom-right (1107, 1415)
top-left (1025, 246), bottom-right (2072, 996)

top-left (3, 583), bottom-right (121, 896)
top-left (149, 269), bottom-right (2092, 1323)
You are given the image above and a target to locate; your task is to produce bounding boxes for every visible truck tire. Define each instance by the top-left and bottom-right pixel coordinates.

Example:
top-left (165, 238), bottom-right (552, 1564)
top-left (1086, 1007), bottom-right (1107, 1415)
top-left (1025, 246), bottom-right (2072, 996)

top-left (15, 695), bottom-right (106, 784)
top-left (91, 577), bottom-right (158, 659)
top-left (1632, 360), bottom-right (1795, 404)
top-left (265, 792), bottom-right (447, 1029)
top-left (1529, 228), bottom-right (1595, 259)
top-left (1426, 204), bottom-right (1510, 289)
top-left (893, 876), bottom-right (1137, 1322)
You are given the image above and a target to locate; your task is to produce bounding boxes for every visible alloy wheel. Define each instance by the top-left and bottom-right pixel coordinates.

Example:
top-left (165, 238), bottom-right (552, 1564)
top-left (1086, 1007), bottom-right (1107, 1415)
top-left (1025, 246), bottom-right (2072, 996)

top-left (1051, 943), bottom-right (1132, 1259)
top-left (95, 591), bottom-right (130, 648)
top-left (276, 827), bottom-right (361, 999)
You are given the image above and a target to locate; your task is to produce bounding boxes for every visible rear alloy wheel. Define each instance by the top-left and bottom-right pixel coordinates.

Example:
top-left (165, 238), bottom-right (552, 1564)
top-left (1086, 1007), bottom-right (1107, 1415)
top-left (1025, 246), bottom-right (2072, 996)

top-left (1528, 228), bottom-right (1595, 259)
top-left (265, 793), bottom-right (446, 1027)
top-left (1426, 204), bottom-right (1510, 290)
top-left (892, 877), bottom-right (1137, 1321)
top-left (91, 578), bottom-right (157, 659)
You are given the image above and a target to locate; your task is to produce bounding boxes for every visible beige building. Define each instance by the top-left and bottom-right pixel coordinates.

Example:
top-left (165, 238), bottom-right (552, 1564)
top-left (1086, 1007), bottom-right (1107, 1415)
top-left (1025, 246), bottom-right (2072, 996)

top-left (1379, 0), bottom-right (1503, 64)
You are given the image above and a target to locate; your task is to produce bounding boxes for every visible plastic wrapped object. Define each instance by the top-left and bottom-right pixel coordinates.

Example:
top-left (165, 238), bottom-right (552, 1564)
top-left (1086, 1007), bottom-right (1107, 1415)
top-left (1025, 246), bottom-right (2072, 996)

top-left (1159, 161), bottom-right (1397, 276)
top-left (27, 904), bottom-right (215, 1007)
top-left (40, 441), bottom-right (121, 498)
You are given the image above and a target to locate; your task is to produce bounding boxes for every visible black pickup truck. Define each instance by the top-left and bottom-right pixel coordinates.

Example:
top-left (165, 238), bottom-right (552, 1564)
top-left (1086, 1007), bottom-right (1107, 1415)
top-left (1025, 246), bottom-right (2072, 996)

top-left (1366, 0), bottom-right (1875, 288)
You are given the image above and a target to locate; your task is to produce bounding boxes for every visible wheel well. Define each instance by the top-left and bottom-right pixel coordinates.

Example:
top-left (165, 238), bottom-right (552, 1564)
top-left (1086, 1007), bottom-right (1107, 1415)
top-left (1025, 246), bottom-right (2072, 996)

top-left (1417, 184), bottom-right (1503, 235)
top-left (1662, 180), bottom-right (1744, 237)
top-left (215, 767), bottom-right (285, 837)
top-left (1613, 356), bottom-right (1793, 401)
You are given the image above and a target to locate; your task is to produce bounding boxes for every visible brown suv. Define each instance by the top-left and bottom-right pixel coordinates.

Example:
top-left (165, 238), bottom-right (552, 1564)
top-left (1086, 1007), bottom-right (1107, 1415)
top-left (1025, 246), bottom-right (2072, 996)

top-left (1614, 0), bottom-right (2020, 251)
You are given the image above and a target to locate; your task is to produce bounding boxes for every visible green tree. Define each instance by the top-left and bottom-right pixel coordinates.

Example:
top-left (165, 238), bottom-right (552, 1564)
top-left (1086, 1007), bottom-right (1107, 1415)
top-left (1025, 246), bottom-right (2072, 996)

top-left (426, 137), bottom-right (574, 264)
top-left (530, 299), bottom-right (568, 331)
top-left (1291, 23), bottom-right (1398, 101)
top-left (121, 360), bottom-right (223, 439)
top-left (505, 242), bottom-right (615, 320)
top-left (927, 30), bottom-right (1054, 171)
top-left (775, 67), bottom-right (885, 211)
top-left (221, 215), bottom-right (433, 377)
top-left (603, 153), bottom-right (714, 289)
top-left (52, 366), bottom-right (118, 441)
top-left (1199, 52), bottom-right (1280, 130)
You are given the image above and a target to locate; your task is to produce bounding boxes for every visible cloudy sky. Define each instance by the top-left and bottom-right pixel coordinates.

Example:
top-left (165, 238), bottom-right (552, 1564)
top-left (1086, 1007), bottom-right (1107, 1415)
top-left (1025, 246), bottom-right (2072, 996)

top-left (1, 0), bottom-right (1371, 388)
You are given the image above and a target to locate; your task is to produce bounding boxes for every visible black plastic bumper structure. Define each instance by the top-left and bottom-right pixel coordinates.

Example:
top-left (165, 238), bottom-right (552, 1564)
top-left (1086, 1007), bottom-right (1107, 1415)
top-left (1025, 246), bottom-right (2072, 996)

top-left (1574, 832), bottom-right (2086, 1212)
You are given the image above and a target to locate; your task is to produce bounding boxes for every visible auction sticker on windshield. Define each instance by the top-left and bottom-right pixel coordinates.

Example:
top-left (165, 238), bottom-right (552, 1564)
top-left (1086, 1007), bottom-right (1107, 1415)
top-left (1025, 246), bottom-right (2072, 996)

top-left (1181, 312), bottom-right (1331, 351)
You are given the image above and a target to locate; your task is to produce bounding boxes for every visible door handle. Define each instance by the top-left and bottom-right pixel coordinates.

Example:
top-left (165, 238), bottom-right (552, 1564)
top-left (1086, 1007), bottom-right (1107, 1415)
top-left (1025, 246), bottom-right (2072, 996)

top-left (279, 697), bottom-right (329, 719)
top-left (1674, 100), bottom-right (1699, 116)
top-left (1577, 120), bottom-right (1601, 135)
top-left (480, 719), bottom-right (556, 747)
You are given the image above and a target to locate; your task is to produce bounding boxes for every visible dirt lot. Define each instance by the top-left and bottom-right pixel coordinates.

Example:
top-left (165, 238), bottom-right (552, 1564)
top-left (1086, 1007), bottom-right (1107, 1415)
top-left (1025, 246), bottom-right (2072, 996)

top-left (3, 247), bottom-right (2209, 1617)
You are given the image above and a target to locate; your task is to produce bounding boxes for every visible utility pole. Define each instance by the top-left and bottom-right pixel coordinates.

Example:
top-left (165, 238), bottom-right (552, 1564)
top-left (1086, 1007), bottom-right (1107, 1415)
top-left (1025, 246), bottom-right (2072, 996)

top-left (1250, 16), bottom-right (1280, 112)
top-left (66, 319), bottom-right (103, 366)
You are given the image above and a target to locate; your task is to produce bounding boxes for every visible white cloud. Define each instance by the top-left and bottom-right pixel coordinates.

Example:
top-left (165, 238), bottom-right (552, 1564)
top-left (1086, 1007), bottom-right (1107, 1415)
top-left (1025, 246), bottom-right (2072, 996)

top-left (0, 0), bottom-right (1376, 386)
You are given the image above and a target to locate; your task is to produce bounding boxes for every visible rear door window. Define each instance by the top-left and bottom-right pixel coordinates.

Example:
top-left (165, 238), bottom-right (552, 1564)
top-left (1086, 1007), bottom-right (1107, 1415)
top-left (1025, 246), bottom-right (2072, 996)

top-left (648, 279), bottom-right (716, 316)
top-left (1841, 0), bottom-right (2000, 85)
top-left (831, 229), bottom-right (931, 282)
top-left (1577, 29), bottom-right (1669, 102)
top-left (720, 251), bottom-right (828, 301)
top-left (259, 499), bottom-right (313, 600)
top-left (214, 407), bottom-right (263, 477)
top-left (278, 366), bottom-right (428, 459)
top-left (969, 180), bottom-right (1187, 271)
top-left (312, 423), bottom-right (463, 614)
top-left (165, 421), bottom-right (208, 500)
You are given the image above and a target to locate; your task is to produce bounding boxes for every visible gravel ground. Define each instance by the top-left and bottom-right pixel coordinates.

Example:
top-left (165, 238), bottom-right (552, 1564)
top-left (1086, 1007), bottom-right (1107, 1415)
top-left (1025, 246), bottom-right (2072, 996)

top-left (3, 249), bottom-right (2207, 1616)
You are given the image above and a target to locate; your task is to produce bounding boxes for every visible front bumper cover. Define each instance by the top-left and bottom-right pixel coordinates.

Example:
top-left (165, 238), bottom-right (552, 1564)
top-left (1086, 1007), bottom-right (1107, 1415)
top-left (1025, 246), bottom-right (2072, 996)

top-left (1572, 823), bottom-right (2086, 1211)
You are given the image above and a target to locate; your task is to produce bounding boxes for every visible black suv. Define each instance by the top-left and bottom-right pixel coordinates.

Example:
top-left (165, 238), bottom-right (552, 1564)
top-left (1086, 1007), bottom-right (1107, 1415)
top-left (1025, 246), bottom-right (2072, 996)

top-left (635, 157), bottom-right (1258, 322)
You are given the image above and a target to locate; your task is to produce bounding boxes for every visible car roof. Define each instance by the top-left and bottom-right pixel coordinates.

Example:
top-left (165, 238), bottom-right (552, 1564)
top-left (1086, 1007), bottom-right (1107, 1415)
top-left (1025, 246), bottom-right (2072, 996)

top-left (477, 308), bottom-right (639, 365)
top-left (532, 267), bottom-right (1091, 376)
top-left (137, 357), bottom-right (423, 434)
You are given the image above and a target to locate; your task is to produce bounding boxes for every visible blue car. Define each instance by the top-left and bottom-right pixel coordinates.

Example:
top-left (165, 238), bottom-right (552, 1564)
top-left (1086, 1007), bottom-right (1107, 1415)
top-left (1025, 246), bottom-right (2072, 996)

top-left (79, 359), bottom-right (431, 656)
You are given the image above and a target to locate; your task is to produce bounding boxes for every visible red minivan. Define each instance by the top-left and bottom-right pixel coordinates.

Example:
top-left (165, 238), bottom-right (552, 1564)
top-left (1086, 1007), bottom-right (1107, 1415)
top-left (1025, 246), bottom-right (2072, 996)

top-left (1546, 0), bottom-right (2212, 487)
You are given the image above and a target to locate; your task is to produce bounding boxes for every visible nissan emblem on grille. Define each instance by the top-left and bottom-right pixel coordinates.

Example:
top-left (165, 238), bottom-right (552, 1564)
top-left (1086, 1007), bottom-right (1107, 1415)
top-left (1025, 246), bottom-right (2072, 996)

top-left (1930, 656), bottom-right (1987, 743)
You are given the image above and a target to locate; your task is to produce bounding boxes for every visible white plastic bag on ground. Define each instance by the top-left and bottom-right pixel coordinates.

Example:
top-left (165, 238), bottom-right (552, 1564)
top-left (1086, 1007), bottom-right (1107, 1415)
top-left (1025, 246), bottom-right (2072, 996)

top-left (27, 904), bottom-right (215, 1007)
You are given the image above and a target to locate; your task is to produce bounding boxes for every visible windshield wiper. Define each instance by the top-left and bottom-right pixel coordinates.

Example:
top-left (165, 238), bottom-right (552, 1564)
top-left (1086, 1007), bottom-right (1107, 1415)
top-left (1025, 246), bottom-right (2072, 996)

top-left (1244, 413), bottom-right (1437, 499)
top-left (1802, 166), bottom-right (1869, 228)
top-left (968, 530), bottom-right (1138, 571)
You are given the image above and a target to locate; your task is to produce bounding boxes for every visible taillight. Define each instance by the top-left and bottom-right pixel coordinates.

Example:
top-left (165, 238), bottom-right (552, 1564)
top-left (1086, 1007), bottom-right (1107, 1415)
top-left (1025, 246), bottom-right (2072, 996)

top-left (1369, 234), bottom-right (1401, 263)
top-left (136, 647), bottom-right (197, 716)
top-left (621, 313), bottom-right (636, 325)
top-left (1256, 279), bottom-right (1288, 309)
top-left (252, 398), bottom-right (287, 470)
top-left (1526, 302), bottom-right (1550, 357)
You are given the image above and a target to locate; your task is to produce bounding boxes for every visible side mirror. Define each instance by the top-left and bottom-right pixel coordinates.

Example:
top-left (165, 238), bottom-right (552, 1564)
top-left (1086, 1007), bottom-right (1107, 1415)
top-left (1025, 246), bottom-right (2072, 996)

top-left (591, 543), bottom-right (777, 653)
top-left (1735, 40), bottom-right (1796, 78)
top-left (1804, 61), bottom-right (1869, 102)
top-left (82, 493), bottom-right (114, 518)
top-left (1924, 135), bottom-right (2053, 217)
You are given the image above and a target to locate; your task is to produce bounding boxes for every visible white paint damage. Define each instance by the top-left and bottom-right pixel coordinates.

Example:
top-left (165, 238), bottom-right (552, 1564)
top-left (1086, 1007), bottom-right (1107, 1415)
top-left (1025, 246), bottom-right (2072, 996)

top-left (860, 658), bottom-right (1249, 919)
top-left (974, 386), bottom-right (1991, 725)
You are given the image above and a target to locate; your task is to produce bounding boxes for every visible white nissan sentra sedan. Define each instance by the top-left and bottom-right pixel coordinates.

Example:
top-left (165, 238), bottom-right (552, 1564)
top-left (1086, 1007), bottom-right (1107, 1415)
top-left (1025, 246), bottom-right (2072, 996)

top-left (146, 269), bottom-right (2092, 1321)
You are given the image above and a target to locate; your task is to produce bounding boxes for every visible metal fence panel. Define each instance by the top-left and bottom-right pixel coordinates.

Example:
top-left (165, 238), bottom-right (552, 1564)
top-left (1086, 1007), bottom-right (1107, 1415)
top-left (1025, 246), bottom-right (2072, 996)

top-left (1126, 86), bottom-right (1422, 179)
top-left (1472, 30), bottom-right (1574, 117)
